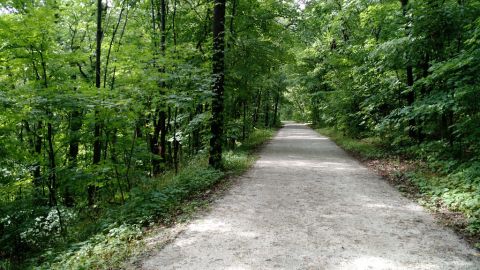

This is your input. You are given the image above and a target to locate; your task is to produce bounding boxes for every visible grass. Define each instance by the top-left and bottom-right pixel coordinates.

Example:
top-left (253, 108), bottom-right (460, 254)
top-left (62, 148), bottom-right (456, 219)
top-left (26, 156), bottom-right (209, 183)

top-left (316, 127), bottom-right (480, 249)
top-left (7, 128), bottom-right (276, 270)
top-left (316, 128), bottom-right (387, 160)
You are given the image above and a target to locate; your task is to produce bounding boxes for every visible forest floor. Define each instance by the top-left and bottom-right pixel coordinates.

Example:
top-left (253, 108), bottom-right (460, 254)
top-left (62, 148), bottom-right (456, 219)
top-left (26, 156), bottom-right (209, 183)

top-left (138, 123), bottom-right (479, 269)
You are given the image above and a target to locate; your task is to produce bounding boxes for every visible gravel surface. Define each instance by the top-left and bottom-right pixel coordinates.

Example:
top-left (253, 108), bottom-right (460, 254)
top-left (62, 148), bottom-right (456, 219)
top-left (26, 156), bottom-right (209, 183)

top-left (142, 123), bottom-right (480, 270)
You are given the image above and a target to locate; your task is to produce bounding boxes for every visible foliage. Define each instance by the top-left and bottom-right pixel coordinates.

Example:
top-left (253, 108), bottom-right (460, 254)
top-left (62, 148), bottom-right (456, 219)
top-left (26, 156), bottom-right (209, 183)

top-left (0, 127), bottom-right (273, 269)
top-left (0, 0), bottom-right (293, 267)
top-left (223, 128), bottom-right (276, 174)
top-left (316, 128), bottom-right (387, 160)
top-left (289, 0), bottom-right (480, 248)
top-left (412, 162), bottom-right (480, 235)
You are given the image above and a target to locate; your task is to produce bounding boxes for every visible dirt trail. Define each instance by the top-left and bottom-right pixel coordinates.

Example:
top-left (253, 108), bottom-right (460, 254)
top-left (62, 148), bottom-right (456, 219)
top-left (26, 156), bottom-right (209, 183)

top-left (142, 123), bottom-right (479, 270)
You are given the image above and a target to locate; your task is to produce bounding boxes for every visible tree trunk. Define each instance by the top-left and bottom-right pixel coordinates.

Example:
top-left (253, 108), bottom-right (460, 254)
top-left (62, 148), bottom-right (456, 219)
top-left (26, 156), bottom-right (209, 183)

top-left (193, 104), bottom-right (203, 153)
top-left (264, 92), bottom-right (270, 127)
top-left (209, 0), bottom-right (226, 169)
top-left (159, 0), bottom-right (167, 165)
top-left (150, 109), bottom-right (161, 175)
top-left (150, 0), bottom-right (168, 176)
top-left (46, 122), bottom-right (57, 207)
top-left (173, 107), bottom-right (179, 174)
top-left (253, 90), bottom-right (261, 126)
top-left (93, 0), bottom-right (103, 164)
top-left (34, 121), bottom-right (43, 191)
top-left (273, 91), bottom-right (280, 126)
top-left (401, 0), bottom-right (416, 140)
top-left (242, 100), bottom-right (247, 140)
top-left (68, 99), bottom-right (82, 164)
top-left (159, 110), bottom-right (167, 164)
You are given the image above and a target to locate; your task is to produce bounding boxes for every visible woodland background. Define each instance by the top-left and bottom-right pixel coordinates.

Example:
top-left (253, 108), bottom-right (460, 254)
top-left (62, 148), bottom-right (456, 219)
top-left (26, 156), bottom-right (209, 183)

top-left (1, 0), bottom-right (479, 268)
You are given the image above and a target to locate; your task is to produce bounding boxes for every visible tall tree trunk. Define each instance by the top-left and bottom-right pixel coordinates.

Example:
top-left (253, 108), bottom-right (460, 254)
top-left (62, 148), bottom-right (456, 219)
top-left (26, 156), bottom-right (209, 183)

top-left (401, 0), bottom-right (416, 139)
top-left (159, 109), bottom-right (167, 164)
top-left (93, 0), bottom-right (103, 164)
top-left (47, 120), bottom-right (66, 235)
top-left (172, 0), bottom-right (177, 47)
top-left (150, 0), bottom-right (167, 176)
top-left (209, 0), bottom-right (226, 169)
top-left (68, 81), bottom-right (82, 165)
top-left (173, 107), bottom-right (179, 174)
top-left (28, 54), bottom-right (45, 197)
top-left (242, 100), bottom-right (247, 140)
top-left (47, 122), bottom-right (57, 207)
top-left (264, 92), bottom-right (270, 127)
top-left (159, 0), bottom-right (167, 165)
top-left (273, 90), bottom-right (280, 126)
top-left (193, 104), bottom-right (203, 153)
top-left (253, 90), bottom-right (261, 126)
top-left (34, 121), bottom-right (43, 190)
top-left (150, 109), bottom-right (161, 175)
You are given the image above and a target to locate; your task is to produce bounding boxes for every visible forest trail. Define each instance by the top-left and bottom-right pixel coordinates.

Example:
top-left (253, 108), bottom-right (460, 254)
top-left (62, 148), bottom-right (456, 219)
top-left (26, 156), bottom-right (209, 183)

top-left (142, 123), bottom-right (479, 270)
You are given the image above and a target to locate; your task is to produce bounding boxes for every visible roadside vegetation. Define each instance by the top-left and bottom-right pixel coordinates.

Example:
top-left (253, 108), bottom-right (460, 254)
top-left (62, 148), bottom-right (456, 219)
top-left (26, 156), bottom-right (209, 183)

top-left (2, 0), bottom-right (480, 268)
top-left (0, 0), bottom-right (290, 268)
top-left (282, 0), bottom-right (479, 250)
top-left (2, 128), bottom-right (274, 270)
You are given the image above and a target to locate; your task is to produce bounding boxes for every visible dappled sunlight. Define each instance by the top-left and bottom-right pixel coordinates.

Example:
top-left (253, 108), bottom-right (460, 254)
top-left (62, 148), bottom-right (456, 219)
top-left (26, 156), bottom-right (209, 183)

top-left (337, 255), bottom-right (473, 270)
top-left (276, 135), bottom-right (328, 140)
top-left (365, 203), bottom-right (396, 210)
top-left (256, 159), bottom-right (358, 171)
top-left (188, 218), bottom-right (258, 236)
top-left (189, 218), bottom-right (231, 233)
top-left (364, 203), bottom-right (423, 213)
top-left (338, 256), bottom-right (410, 270)
top-left (236, 231), bottom-right (258, 238)
top-left (275, 124), bottom-right (326, 141)
top-left (185, 218), bottom-right (259, 241)
top-left (225, 266), bottom-right (251, 270)
top-left (175, 237), bottom-right (197, 247)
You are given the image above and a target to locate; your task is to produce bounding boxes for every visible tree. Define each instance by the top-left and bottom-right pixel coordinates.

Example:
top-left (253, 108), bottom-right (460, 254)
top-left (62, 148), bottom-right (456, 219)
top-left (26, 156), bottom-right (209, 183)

top-left (209, 0), bottom-right (226, 169)
top-left (93, 0), bottom-right (103, 165)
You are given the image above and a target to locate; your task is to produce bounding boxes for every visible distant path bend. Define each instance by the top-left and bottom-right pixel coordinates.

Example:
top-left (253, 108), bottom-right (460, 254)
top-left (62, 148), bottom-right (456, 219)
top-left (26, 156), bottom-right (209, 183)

top-left (142, 123), bottom-right (479, 270)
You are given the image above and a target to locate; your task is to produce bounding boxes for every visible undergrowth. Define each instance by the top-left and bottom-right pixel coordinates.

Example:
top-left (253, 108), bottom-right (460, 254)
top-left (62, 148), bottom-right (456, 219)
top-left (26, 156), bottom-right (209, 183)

top-left (316, 128), bottom-right (387, 160)
top-left (2, 128), bottom-right (274, 270)
top-left (317, 127), bottom-right (480, 249)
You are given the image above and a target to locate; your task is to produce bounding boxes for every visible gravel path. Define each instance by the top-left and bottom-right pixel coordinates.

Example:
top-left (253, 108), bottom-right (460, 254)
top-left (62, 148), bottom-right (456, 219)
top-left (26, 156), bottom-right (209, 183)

top-left (142, 123), bottom-right (479, 270)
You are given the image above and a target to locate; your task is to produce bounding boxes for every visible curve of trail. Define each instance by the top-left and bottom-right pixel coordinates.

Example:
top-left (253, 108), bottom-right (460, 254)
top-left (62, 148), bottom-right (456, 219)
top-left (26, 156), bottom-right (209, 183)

top-left (142, 123), bottom-right (479, 270)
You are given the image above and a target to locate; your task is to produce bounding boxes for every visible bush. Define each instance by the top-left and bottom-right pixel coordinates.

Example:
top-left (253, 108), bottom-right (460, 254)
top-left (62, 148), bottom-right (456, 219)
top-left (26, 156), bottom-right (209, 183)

top-left (26, 129), bottom-right (274, 269)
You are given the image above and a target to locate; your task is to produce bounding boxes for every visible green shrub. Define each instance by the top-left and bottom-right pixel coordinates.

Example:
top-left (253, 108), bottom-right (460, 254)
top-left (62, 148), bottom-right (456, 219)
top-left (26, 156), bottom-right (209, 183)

top-left (28, 128), bottom-right (274, 269)
top-left (316, 128), bottom-right (387, 159)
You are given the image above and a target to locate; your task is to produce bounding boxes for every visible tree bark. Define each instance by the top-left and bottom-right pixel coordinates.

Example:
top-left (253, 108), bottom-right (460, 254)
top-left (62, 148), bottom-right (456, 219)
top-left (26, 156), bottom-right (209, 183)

top-left (47, 122), bottom-right (57, 207)
top-left (159, 0), bottom-right (167, 166)
top-left (400, 0), bottom-right (416, 139)
top-left (193, 104), bottom-right (203, 153)
top-left (150, 0), bottom-right (168, 176)
top-left (209, 0), bottom-right (226, 169)
top-left (68, 110), bottom-right (82, 164)
top-left (242, 100), bottom-right (247, 140)
top-left (264, 92), bottom-right (270, 127)
top-left (273, 90), bottom-right (280, 126)
top-left (173, 107), bottom-right (179, 174)
top-left (93, 0), bottom-right (103, 164)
